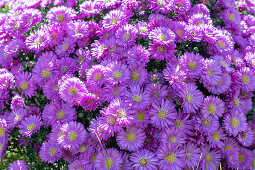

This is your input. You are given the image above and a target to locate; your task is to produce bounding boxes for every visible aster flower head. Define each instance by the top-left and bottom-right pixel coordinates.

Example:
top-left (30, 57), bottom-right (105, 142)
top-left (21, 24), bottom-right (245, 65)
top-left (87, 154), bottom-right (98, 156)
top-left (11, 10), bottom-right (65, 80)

top-left (58, 121), bottom-right (87, 151)
top-left (59, 75), bottom-right (88, 106)
top-left (42, 78), bottom-right (61, 100)
top-left (149, 42), bottom-right (176, 61)
top-left (200, 146), bottom-right (222, 170)
top-left (42, 23), bottom-right (65, 47)
top-left (128, 66), bottom-right (147, 86)
top-left (207, 128), bottom-right (226, 149)
top-left (18, 115), bottom-right (43, 138)
top-left (157, 143), bottom-right (185, 170)
top-left (102, 84), bottom-right (127, 102)
top-left (146, 83), bottom-right (168, 102)
top-left (25, 29), bottom-right (48, 52)
top-left (42, 100), bottom-right (76, 126)
top-left (125, 85), bottom-right (151, 110)
top-left (39, 140), bottom-right (63, 164)
top-left (6, 109), bottom-right (28, 129)
top-left (207, 72), bottom-right (232, 95)
top-left (178, 83), bottom-right (203, 113)
top-left (106, 62), bottom-right (130, 85)
top-left (11, 95), bottom-right (25, 111)
top-left (55, 37), bottom-right (76, 57)
top-left (15, 71), bottom-right (36, 98)
top-left (172, 0), bottom-right (191, 14)
top-left (103, 9), bottom-right (128, 31)
top-left (214, 31), bottom-right (234, 55)
top-left (86, 65), bottom-right (107, 86)
top-left (202, 96), bottom-right (225, 119)
top-left (52, 57), bottom-right (77, 77)
top-left (80, 93), bottom-right (98, 111)
top-left (130, 149), bottom-right (159, 170)
top-left (67, 20), bottom-right (89, 40)
top-left (224, 111), bottom-right (248, 136)
top-left (196, 114), bottom-right (219, 136)
top-left (137, 21), bottom-right (150, 38)
top-left (116, 24), bottom-right (138, 46)
top-left (160, 127), bottom-right (186, 146)
top-left (46, 6), bottom-right (76, 25)
top-left (149, 26), bottom-right (175, 44)
top-left (182, 143), bottom-right (202, 169)
top-left (95, 148), bottom-right (123, 170)
top-left (8, 160), bottom-right (28, 170)
top-left (238, 67), bottom-right (255, 92)
top-left (148, 0), bottom-right (172, 14)
top-left (201, 59), bottom-right (222, 86)
top-left (80, 1), bottom-right (102, 18)
top-left (0, 118), bottom-right (8, 141)
top-left (116, 126), bottom-right (146, 151)
top-left (149, 99), bottom-right (177, 129)
top-left (127, 45), bottom-right (150, 67)
top-left (237, 127), bottom-right (254, 147)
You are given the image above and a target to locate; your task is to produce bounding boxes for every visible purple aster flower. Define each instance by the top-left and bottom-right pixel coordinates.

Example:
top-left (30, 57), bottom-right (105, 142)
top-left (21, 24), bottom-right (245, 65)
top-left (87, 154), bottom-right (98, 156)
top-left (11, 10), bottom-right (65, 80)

top-left (160, 127), bottom-right (186, 146)
top-left (4, 38), bottom-right (24, 57)
top-left (237, 149), bottom-right (253, 169)
top-left (95, 148), bottom-right (123, 170)
top-left (58, 121), bottom-right (87, 151)
top-left (11, 95), bottom-right (25, 111)
top-left (221, 8), bottom-right (241, 26)
top-left (6, 109), bottom-right (28, 129)
top-left (172, 0), bottom-right (191, 14)
top-left (196, 114), bottom-right (219, 136)
top-left (149, 42), bottom-right (176, 61)
top-left (80, 1), bottom-right (102, 18)
top-left (97, 0), bottom-right (121, 9)
top-left (8, 160), bottom-right (28, 170)
top-left (59, 75), bottom-right (87, 106)
top-left (88, 119), bottom-right (110, 141)
top-left (213, 31), bottom-right (234, 54)
top-left (224, 111), bottom-right (248, 136)
top-left (149, 26), bottom-right (175, 44)
top-left (173, 112), bottom-right (193, 135)
top-left (102, 84), bottom-right (127, 102)
top-left (137, 21), bottom-right (150, 38)
top-left (237, 127), bottom-right (254, 147)
top-left (46, 6), bottom-right (76, 25)
top-left (207, 72), bottom-right (232, 95)
top-left (179, 52), bottom-right (203, 78)
top-left (130, 108), bottom-right (150, 129)
top-left (130, 149), bottom-right (159, 170)
top-left (42, 78), bottom-right (61, 100)
top-left (116, 127), bottom-right (146, 151)
top-left (178, 83), bottom-right (203, 113)
top-left (102, 9), bottom-right (128, 31)
top-left (106, 99), bottom-right (134, 127)
top-left (188, 13), bottom-right (212, 26)
top-left (201, 59), bottom-right (222, 86)
top-left (115, 24), bottom-right (138, 46)
top-left (146, 83), bottom-right (168, 102)
top-left (106, 61), bottom-right (130, 85)
top-left (15, 72), bottom-right (36, 98)
top-left (39, 140), bottom-right (63, 163)
top-left (186, 25), bottom-right (203, 42)
top-left (148, 0), bottom-right (172, 14)
top-left (238, 67), bottom-right (255, 92)
top-left (190, 4), bottom-right (210, 15)
top-left (207, 128), bottom-right (226, 149)
top-left (149, 99), bottom-right (177, 129)
top-left (42, 23), bottom-right (65, 47)
top-left (157, 143), bottom-right (185, 169)
top-left (52, 57), bottom-right (77, 77)
top-left (125, 85), bottom-right (151, 110)
top-left (18, 115), bottom-right (43, 138)
top-left (67, 20), bottom-right (89, 40)
top-left (171, 21), bottom-right (187, 42)
top-left (127, 45), bottom-right (150, 67)
top-left (80, 93), bottom-right (98, 111)
top-left (0, 137), bottom-right (7, 158)
top-left (69, 160), bottom-right (89, 170)
top-left (42, 100), bottom-right (76, 126)
top-left (128, 66), bottom-right (147, 86)
top-left (202, 96), bottom-right (225, 119)
top-left (86, 65), bottom-right (107, 86)
top-left (55, 37), bottom-right (76, 57)
top-left (182, 143), bottom-right (202, 169)
top-left (200, 145), bottom-right (222, 170)
top-left (25, 29), bottom-right (48, 52)
top-left (0, 118), bottom-right (8, 141)
top-left (32, 57), bottom-right (54, 86)
top-left (20, 9), bottom-right (42, 32)
top-left (223, 137), bottom-right (240, 154)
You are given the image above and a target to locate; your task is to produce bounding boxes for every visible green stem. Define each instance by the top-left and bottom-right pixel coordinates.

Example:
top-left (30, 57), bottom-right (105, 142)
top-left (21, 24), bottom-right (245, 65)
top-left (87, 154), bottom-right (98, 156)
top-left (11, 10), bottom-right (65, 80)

top-left (94, 132), bottom-right (109, 170)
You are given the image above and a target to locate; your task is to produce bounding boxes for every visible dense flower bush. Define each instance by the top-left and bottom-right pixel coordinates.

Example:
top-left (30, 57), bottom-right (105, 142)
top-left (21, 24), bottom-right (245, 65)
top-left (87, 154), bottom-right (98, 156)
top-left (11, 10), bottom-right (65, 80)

top-left (0, 0), bottom-right (255, 169)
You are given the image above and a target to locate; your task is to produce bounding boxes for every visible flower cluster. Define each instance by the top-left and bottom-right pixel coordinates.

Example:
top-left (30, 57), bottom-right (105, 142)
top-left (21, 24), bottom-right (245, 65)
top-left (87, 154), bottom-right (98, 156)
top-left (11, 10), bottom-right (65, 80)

top-left (0, 0), bottom-right (255, 169)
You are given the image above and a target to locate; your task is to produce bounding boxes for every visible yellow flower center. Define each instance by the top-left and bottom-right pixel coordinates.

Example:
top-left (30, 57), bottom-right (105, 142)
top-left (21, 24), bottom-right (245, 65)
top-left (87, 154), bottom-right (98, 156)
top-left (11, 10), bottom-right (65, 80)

top-left (113, 71), bottom-right (122, 80)
top-left (58, 132), bottom-right (65, 137)
top-left (107, 116), bottom-right (116, 125)
top-left (232, 99), bottom-right (239, 107)
top-left (20, 81), bottom-right (28, 91)
top-left (157, 109), bottom-right (167, 119)
top-left (0, 128), bottom-right (4, 136)
top-left (165, 153), bottom-right (176, 163)
top-left (54, 85), bottom-right (59, 91)
top-left (27, 124), bottom-right (35, 131)
top-left (62, 44), bottom-right (69, 51)
top-left (113, 87), bottom-right (120, 96)
top-left (61, 66), bottom-right (68, 73)
top-left (15, 115), bottom-right (22, 122)
top-left (68, 131), bottom-right (77, 141)
top-left (123, 34), bottom-right (130, 41)
top-left (220, 61), bottom-right (228, 67)
top-left (88, 100), bottom-right (93, 104)
top-left (116, 108), bottom-right (126, 117)
top-left (175, 3), bottom-right (183, 7)
top-left (57, 15), bottom-right (65, 23)
top-left (57, 110), bottom-right (65, 119)
top-left (207, 69), bottom-right (213, 76)
top-left (217, 40), bottom-right (226, 48)
top-left (69, 87), bottom-right (78, 95)
top-left (185, 152), bottom-right (191, 160)
top-left (239, 154), bottom-right (244, 163)
top-left (185, 94), bottom-right (193, 103)
top-left (225, 145), bottom-right (232, 152)
top-left (131, 72), bottom-right (139, 81)
top-left (137, 112), bottom-right (145, 121)
top-left (205, 153), bottom-right (212, 162)
top-left (212, 133), bottom-right (220, 141)
top-left (188, 61), bottom-right (197, 70)
top-left (49, 148), bottom-right (56, 156)
top-left (94, 73), bottom-right (102, 81)
top-left (80, 144), bottom-right (88, 152)
top-left (177, 29), bottom-right (183, 36)
top-left (139, 158), bottom-right (148, 166)
top-left (241, 133), bottom-right (247, 139)
top-left (139, 27), bottom-right (148, 33)
top-left (34, 38), bottom-right (42, 44)
top-left (202, 119), bottom-right (210, 127)
top-left (158, 33), bottom-right (167, 41)
top-left (133, 95), bottom-right (142, 103)
top-left (231, 118), bottom-right (239, 128)
top-left (105, 158), bottom-right (113, 168)
top-left (228, 13), bottom-right (235, 21)
top-left (208, 104), bottom-right (216, 114)
top-left (168, 136), bottom-right (177, 143)
top-left (175, 120), bottom-right (184, 129)
top-left (157, 45), bottom-right (167, 54)
top-left (126, 132), bottom-right (136, 142)
top-left (157, 0), bottom-right (166, 7)
top-left (242, 75), bottom-right (250, 84)
top-left (41, 70), bottom-right (51, 78)
top-left (110, 18), bottom-right (118, 25)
